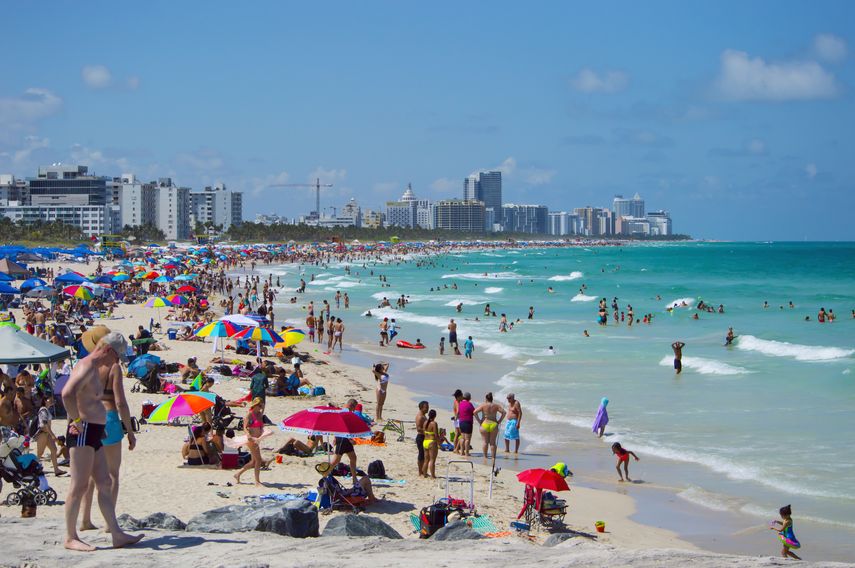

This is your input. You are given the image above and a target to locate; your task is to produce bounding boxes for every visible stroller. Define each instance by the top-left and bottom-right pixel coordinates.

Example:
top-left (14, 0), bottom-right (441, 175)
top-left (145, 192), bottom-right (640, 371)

top-left (316, 474), bottom-right (368, 513)
top-left (0, 428), bottom-right (58, 506)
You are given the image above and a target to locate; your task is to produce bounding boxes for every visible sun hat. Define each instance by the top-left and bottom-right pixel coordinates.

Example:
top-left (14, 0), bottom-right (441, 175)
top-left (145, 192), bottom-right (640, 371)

top-left (315, 462), bottom-right (332, 475)
top-left (81, 326), bottom-right (129, 362)
top-left (81, 325), bottom-right (111, 352)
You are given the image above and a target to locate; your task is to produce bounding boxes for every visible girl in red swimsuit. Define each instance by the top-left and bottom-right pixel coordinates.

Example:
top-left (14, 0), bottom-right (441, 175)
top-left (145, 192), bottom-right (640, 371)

top-left (611, 442), bottom-right (639, 482)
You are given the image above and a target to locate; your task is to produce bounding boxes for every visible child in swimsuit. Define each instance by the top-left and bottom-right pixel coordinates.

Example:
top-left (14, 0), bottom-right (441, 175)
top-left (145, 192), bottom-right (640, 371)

top-left (611, 442), bottom-right (639, 482)
top-left (770, 504), bottom-right (801, 560)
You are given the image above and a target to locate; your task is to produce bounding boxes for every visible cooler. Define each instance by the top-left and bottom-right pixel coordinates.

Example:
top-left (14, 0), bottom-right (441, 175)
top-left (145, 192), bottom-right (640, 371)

top-left (220, 453), bottom-right (239, 469)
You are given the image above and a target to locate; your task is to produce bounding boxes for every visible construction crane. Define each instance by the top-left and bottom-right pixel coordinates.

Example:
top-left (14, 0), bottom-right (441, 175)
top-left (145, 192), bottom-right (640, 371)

top-left (268, 178), bottom-right (333, 219)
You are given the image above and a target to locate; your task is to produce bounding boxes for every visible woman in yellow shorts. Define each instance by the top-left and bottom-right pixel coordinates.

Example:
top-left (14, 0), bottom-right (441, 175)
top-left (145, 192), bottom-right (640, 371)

top-left (474, 392), bottom-right (506, 460)
top-left (423, 409), bottom-right (439, 478)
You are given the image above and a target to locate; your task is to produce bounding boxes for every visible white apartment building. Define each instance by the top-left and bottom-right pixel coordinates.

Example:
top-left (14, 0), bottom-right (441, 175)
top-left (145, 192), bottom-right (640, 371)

top-left (154, 178), bottom-right (191, 240)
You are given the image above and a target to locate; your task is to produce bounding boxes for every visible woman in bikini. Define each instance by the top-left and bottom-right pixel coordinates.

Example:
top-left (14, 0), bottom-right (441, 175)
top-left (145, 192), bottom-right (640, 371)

top-left (423, 409), bottom-right (439, 478)
top-left (235, 397), bottom-right (265, 487)
top-left (372, 362), bottom-right (390, 421)
top-left (326, 315), bottom-right (335, 351)
top-left (474, 392), bottom-right (506, 459)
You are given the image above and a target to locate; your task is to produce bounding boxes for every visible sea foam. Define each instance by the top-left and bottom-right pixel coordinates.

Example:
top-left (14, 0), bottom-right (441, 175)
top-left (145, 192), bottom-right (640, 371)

top-left (484, 287), bottom-right (504, 294)
top-left (441, 271), bottom-right (519, 281)
top-left (665, 297), bottom-right (695, 309)
top-left (547, 271), bottom-right (584, 282)
top-left (571, 294), bottom-right (597, 302)
top-left (658, 355), bottom-right (750, 375)
top-left (737, 335), bottom-right (854, 362)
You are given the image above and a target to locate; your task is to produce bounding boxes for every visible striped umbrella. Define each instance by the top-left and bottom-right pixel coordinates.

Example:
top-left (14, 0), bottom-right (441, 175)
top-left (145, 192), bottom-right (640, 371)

top-left (195, 320), bottom-right (245, 356)
top-left (167, 294), bottom-right (190, 306)
top-left (231, 325), bottom-right (284, 358)
top-left (112, 273), bottom-right (130, 282)
top-left (274, 327), bottom-right (306, 349)
top-left (147, 391), bottom-right (217, 423)
top-left (176, 285), bottom-right (197, 293)
top-left (143, 271), bottom-right (160, 280)
top-left (230, 325), bottom-right (284, 345)
top-left (144, 296), bottom-right (171, 327)
top-left (63, 285), bottom-right (94, 300)
top-left (153, 275), bottom-right (174, 283)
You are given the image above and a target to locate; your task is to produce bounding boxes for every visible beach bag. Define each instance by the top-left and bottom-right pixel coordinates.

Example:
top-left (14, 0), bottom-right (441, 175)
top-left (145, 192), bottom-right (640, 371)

top-left (311, 386), bottom-right (326, 396)
top-left (419, 503), bottom-right (449, 539)
top-left (218, 365), bottom-right (233, 376)
top-left (367, 459), bottom-right (386, 479)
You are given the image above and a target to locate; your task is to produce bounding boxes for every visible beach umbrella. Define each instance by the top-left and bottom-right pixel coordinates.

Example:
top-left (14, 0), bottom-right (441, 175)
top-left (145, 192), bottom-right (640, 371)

top-left (63, 285), bottom-right (93, 300)
top-left (144, 296), bottom-right (171, 327)
top-left (19, 277), bottom-right (47, 292)
top-left (230, 325), bottom-right (284, 345)
top-left (127, 353), bottom-right (161, 378)
top-left (175, 274), bottom-right (196, 281)
top-left (112, 273), bottom-right (130, 282)
top-left (0, 273), bottom-right (14, 282)
top-left (0, 321), bottom-right (21, 330)
top-left (143, 271), bottom-right (160, 280)
top-left (92, 275), bottom-right (115, 285)
top-left (54, 272), bottom-right (86, 284)
top-left (153, 275), bottom-right (174, 284)
top-left (146, 391), bottom-right (217, 423)
top-left (167, 294), bottom-right (189, 306)
top-left (176, 285), bottom-right (197, 293)
top-left (220, 314), bottom-right (261, 327)
top-left (25, 285), bottom-right (55, 299)
top-left (516, 468), bottom-right (570, 492)
top-left (195, 320), bottom-right (245, 356)
top-left (281, 406), bottom-right (372, 439)
top-left (274, 328), bottom-right (306, 349)
top-left (0, 282), bottom-right (20, 294)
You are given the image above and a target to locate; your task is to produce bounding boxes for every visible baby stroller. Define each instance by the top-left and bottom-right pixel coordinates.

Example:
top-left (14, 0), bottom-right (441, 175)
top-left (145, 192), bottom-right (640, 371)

top-left (0, 428), bottom-right (58, 506)
top-left (316, 474), bottom-right (368, 513)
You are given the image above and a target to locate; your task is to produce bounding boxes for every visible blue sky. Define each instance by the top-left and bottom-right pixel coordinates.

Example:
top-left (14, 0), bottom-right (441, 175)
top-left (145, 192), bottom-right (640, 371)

top-left (2, 1), bottom-right (853, 240)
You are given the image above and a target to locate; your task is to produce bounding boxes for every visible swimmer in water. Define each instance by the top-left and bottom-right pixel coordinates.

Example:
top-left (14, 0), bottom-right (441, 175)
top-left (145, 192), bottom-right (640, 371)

top-left (547, 346), bottom-right (555, 355)
top-left (672, 341), bottom-right (685, 374)
top-left (583, 330), bottom-right (589, 337)
top-left (725, 327), bottom-right (735, 346)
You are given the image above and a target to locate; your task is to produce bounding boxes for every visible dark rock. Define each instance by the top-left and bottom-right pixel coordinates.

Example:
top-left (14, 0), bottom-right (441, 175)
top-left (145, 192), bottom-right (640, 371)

top-left (543, 532), bottom-right (576, 547)
top-left (321, 514), bottom-right (403, 539)
top-left (186, 499), bottom-right (318, 538)
top-left (431, 520), bottom-right (484, 541)
top-left (118, 512), bottom-right (187, 531)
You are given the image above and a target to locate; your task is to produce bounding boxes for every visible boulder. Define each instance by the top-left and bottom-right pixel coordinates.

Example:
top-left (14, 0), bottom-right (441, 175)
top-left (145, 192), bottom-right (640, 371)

top-left (321, 514), bottom-right (403, 539)
top-left (543, 532), bottom-right (576, 547)
top-left (117, 512), bottom-right (186, 531)
top-left (186, 500), bottom-right (318, 538)
top-left (431, 520), bottom-right (484, 541)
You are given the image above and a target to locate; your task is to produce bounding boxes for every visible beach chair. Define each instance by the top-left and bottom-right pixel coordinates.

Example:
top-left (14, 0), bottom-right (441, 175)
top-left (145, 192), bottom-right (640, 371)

top-left (381, 419), bottom-right (406, 441)
top-left (316, 474), bottom-right (368, 513)
top-left (518, 484), bottom-right (567, 532)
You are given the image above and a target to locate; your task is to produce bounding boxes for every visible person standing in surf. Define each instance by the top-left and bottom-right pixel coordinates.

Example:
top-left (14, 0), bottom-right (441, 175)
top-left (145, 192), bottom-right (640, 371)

top-left (592, 397), bottom-right (609, 438)
top-left (671, 341), bottom-right (685, 374)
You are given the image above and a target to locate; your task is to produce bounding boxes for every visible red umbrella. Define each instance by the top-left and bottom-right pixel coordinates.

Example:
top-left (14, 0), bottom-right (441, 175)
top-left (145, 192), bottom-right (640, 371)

top-left (176, 285), bottom-right (198, 293)
top-left (516, 468), bottom-right (570, 492)
top-left (281, 406), bottom-right (372, 438)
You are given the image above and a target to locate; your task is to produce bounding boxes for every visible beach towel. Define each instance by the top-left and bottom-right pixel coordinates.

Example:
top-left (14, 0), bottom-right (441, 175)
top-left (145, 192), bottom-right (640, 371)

top-left (592, 397), bottom-right (609, 433)
top-left (343, 476), bottom-right (406, 486)
top-left (353, 438), bottom-right (386, 447)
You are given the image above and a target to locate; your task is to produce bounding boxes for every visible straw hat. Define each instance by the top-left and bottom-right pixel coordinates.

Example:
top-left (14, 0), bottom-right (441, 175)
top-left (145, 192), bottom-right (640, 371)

top-left (81, 325), bottom-right (111, 353)
top-left (315, 462), bottom-right (332, 475)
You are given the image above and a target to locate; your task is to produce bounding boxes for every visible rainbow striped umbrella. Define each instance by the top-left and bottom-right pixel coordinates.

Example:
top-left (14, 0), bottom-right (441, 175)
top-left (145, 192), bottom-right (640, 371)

top-left (167, 294), bottom-right (189, 306)
top-left (63, 285), bottom-right (94, 300)
top-left (195, 320), bottom-right (246, 356)
top-left (230, 325), bottom-right (284, 345)
top-left (145, 296), bottom-right (171, 308)
top-left (147, 391), bottom-right (216, 423)
top-left (112, 273), bottom-right (130, 282)
top-left (274, 327), bottom-right (306, 349)
top-left (143, 271), bottom-right (160, 280)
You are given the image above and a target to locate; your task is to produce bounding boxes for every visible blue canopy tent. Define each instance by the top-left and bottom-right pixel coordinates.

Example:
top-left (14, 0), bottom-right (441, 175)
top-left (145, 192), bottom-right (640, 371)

top-left (54, 272), bottom-right (87, 284)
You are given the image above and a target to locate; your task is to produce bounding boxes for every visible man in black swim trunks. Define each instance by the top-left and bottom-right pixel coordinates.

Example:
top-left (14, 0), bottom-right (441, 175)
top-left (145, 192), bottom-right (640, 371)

top-left (62, 326), bottom-right (142, 552)
top-left (672, 341), bottom-right (685, 375)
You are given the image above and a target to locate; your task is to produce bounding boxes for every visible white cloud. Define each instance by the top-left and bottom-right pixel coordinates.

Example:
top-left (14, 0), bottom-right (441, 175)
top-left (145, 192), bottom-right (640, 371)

top-left (748, 139), bottom-right (766, 155)
top-left (523, 168), bottom-right (556, 185)
top-left (0, 88), bottom-right (62, 137)
top-left (13, 136), bottom-right (50, 165)
top-left (82, 65), bottom-right (112, 89)
top-left (308, 167), bottom-right (347, 185)
top-left (713, 49), bottom-right (839, 101)
top-left (248, 171), bottom-right (290, 197)
top-left (571, 68), bottom-right (629, 93)
top-left (69, 143), bottom-right (132, 173)
top-left (813, 33), bottom-right (847, 62)
top-left (430, 177), bottom-right (458, 193)
top-left (805, 163), bottom-right (817, 179)
top-left (495, 156), bottom-right (516, 176)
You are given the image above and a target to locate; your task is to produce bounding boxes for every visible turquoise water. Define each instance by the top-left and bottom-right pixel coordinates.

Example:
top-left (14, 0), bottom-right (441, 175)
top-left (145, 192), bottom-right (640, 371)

top-left (270, 242), bottom-right (855, 552)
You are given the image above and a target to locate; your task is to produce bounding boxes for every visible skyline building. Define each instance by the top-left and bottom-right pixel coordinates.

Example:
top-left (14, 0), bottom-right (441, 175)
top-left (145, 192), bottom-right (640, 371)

top-left (154, 177), bottom-right (191, 241)
top-left (462, 170), bottom-right (502, 229)
top-left (435, 199), bottom-right (485, 232)
top-left (189, 183), bottom-right (243, 231)
top-left (501, 204), bottom-right (549, 234)
top-left (548, 211), bottom-right (582, 236)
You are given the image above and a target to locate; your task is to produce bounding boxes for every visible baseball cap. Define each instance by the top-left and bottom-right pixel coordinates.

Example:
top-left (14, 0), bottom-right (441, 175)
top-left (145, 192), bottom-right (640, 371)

top-left (98, 331), bottom-right (130, 362)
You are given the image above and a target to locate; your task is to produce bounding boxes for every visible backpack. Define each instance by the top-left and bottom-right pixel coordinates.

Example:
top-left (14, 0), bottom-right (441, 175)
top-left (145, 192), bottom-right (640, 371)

top-left (419, 503), bottom-right (449, 539)
top-left (367, 459), bottom-right (386, 479)
top-left (27, 415), bottom-right (41, 438)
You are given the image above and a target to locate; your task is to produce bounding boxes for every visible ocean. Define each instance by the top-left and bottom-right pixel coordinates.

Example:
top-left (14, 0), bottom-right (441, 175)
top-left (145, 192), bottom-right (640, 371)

top-left (269, 242), bottom-right (855, 559)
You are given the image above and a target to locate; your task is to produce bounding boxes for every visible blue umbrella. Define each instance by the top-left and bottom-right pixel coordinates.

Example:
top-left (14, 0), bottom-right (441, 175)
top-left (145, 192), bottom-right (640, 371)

top-left (153, 275), bottom-right (174, 283)
top-left (0, 282), bottom-right (21, 294)
top-left (93, 275), bottom-right (114, 284)
top-left (127, 353), bottom-right (161, 378)
top-left (112, 274), bottom-right (130, 282)
top-left (25, 285), bottom-right (55, 298)
top-left (20, 277), bottom-right (47, 292)
top-left (0, 273), bottom-right (15, 282)
top-left (55, 272), bottom-right (86, 284)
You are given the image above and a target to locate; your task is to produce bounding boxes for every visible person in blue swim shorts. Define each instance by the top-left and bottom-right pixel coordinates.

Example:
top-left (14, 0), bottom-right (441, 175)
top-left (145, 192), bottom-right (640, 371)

top-left (503, 393), bottom-right (522, 454)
